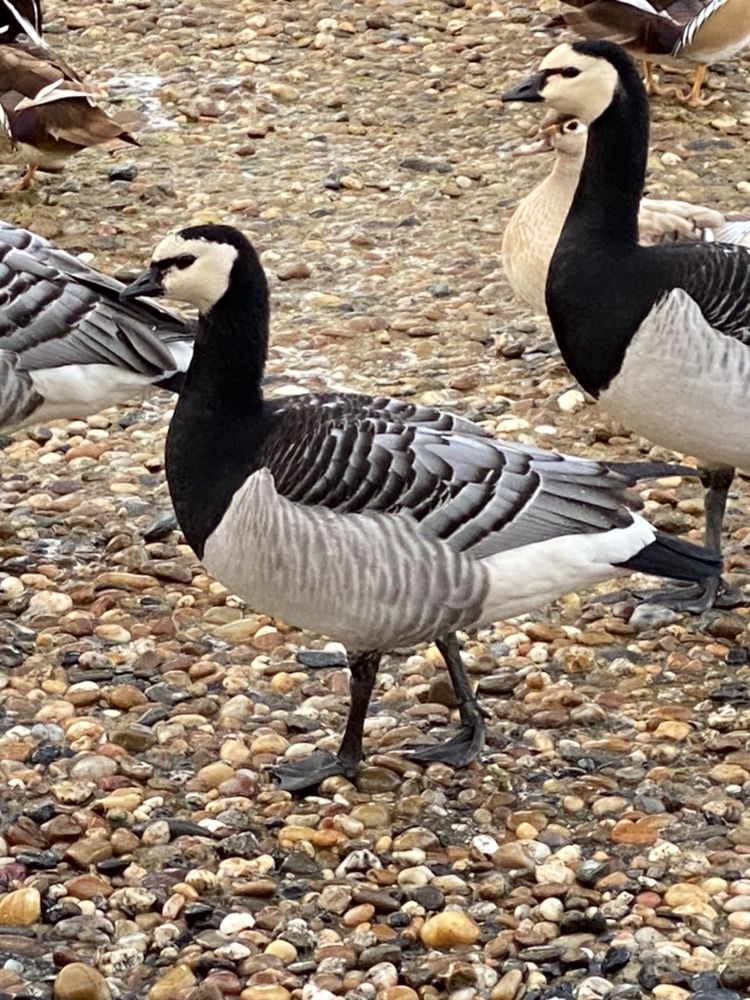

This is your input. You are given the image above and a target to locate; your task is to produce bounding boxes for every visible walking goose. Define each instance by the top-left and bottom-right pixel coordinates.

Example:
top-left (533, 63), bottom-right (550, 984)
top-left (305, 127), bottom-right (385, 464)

top-left (503, 115), bottom-right (750, 313)
top-left (0, 221), bottom-right (193, 431)
top-left (121, 224), bottom-right (719, 791)
top-left (0, 28), bottom-right (137, 189)
top-left (503, 39), bottom-right (750, 611)
top-left (551, 0), bottom-right (750, 105)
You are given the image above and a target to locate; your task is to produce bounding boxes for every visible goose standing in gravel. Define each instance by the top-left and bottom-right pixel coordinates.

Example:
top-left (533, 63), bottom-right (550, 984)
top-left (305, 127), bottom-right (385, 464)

top-left (0, 221), bottom-right (194, 431)
top-left (121, 223), bottom-right (719, 790)
top-left (503, 115), bottom-right (750, 313)
top-left (551, 0), bottom-right (750, 105)
top-left (503, 39), bottom-right (750, 610)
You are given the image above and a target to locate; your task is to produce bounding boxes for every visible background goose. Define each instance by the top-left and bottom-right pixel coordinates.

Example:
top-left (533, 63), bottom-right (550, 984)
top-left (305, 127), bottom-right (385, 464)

top-left (551, 0), bottom-right (750, 105)
top-left (0, 220), bottom-right (193, 432)
top-left (503, 39), bottom-right (750, 611)
top-left (503, 115), bottom-right (750, 312)
top-left (121, 223), bottom-right (719, 791)
top-left (0, 20), bottom-right (137, 189)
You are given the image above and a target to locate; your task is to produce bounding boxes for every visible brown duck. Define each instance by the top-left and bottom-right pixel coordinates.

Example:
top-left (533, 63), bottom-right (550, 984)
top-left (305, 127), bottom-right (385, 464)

top-left (0, 9), bottom-right (138, 189)
top-left (551, 0), bottom-right (750, 105)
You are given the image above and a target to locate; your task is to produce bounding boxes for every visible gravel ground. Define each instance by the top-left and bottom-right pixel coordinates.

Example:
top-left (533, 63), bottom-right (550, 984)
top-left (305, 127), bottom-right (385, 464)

top-left (0, 1), bottom-right (749, 998)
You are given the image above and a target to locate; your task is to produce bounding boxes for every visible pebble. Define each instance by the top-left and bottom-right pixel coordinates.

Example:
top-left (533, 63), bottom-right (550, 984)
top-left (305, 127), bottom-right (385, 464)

top-left (420, 911), bottom-right (480, 948)
top-left (54, 963), bottom-right (111, 1000)
top-left (148, 965), bottom-right (196, 999)
top-left (0, 889), bottom-right (40, 926)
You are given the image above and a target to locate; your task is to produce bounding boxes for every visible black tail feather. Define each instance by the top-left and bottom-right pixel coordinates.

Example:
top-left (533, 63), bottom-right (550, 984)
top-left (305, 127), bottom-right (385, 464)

top-left (618, 531), bottom-right (720, 583)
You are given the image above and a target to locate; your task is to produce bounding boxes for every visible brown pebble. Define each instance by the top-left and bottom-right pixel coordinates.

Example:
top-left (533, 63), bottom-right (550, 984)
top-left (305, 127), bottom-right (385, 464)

top-left (54, 963), bottom-right (111, 1000)
top-left (420, 911), bottom-right (480, 948)
top-left (0, 888), bottom-right (40, 927)
top-left (342, 903), bottom-right (375, 926)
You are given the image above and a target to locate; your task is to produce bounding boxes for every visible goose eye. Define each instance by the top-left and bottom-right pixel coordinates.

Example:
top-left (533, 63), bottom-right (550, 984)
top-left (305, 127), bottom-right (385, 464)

top-left (173, 255), bottom-right (197, 269)
top-left (561, 67), bottom-right (580, 79)
top-left (565, 121), bottom-right (579, 131)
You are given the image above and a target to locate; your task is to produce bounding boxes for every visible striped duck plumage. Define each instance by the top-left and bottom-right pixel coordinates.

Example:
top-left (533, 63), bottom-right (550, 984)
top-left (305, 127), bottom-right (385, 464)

top-left (503, 114), bottom-right (750, 313)
top-left (550, 0), bottom-right (750, 105)
top-left (0, 0), bottom-right (138, 190)
top-left (0, 220), bottom-right (194, 432)
top-left (120, 224), bottom-right (719, 790)
top-left (503, 39), bottom-right (750, 611)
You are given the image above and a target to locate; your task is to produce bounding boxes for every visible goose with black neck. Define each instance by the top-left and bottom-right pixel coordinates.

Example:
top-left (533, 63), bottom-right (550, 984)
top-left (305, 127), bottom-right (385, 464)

top-left (503, 40), bottom-right (750, 611)
top-left (121, 223), bottom-right (720, 791)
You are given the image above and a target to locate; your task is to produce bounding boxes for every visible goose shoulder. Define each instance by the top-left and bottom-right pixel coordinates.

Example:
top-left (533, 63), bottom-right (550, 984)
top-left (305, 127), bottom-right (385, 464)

top-left (649, 240), bottom-right (750, 342)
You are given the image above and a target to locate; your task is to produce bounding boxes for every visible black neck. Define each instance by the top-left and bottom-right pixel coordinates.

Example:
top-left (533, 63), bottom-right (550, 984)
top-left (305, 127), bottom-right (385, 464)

top-left (182, 281), bottom-right (268, 411)
top-left (546, 62), bottom-right (655, 396)
top-left (166, 260), bottom-right (271, 556)
top-left (569, 76), bottom-right (648, 244)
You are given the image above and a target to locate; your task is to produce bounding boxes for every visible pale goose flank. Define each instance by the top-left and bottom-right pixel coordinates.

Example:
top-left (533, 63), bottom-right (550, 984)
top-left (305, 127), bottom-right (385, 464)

top-left (503, 40), bottom-right (750, 611)
top-left (121, 224), bottom-right (719, 791)
top-left (0, 221), bottom-right (194, 432)
top-left (503, 114), bottom-right (750, 313)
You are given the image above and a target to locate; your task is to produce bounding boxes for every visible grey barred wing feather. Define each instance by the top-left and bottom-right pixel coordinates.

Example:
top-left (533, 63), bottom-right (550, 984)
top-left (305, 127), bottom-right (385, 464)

top-left (652, 241), bottom-right (750, 345)
top-left (0, 222), bottom-right (194, 376)
top-left (264, 393), bottom-right (638, 559)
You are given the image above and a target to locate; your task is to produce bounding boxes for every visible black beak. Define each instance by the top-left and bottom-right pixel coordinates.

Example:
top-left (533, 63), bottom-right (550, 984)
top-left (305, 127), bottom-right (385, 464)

top-left (502, 72), bottom-right (546, 103)
top-left (119, 267), bottom-right (164, 302)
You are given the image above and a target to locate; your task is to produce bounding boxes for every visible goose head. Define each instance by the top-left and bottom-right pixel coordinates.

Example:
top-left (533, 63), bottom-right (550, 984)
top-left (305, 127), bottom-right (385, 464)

top-left (120, 224), bottom-right (264, 315)
top-left (502, 40), bottom-right (638, 123)
top-left (515, 115), bottom-right (587, 160)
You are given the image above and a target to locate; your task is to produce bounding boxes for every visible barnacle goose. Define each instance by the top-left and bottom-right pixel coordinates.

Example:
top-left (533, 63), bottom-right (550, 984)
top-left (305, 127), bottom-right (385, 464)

top-left (0, 7), bottom-right (137, 190)
top-left (0, 221), bottom-right (193, 431)
top-left (503, 39), bottom-right (750, 610)
top-left (503, 115), bottom-right (750, 313)
top-left (121, 224), bottom-right (719, 791)
top-left (551, 0), bottom-right (750, 105)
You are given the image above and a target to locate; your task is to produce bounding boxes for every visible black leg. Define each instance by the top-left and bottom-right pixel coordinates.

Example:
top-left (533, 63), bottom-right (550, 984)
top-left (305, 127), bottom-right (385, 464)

top-left (407, 632), bottom-right (486, 767)
top-left (701, 465), bottom-right (734, 555)
top-left (273, 650), bottom-right (380, 792)
top-left (638, 465), bottom-right (743, 613)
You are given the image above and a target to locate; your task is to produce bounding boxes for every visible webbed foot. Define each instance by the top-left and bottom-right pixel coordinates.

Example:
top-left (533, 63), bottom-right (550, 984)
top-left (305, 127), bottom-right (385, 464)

top-left (273, 749), bottom-right (358, 792)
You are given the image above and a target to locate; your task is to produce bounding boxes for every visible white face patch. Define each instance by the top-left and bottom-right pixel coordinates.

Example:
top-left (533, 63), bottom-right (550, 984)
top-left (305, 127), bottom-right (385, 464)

top-left (151, 234), bottom-right (238, 313)
top-left (538, 44), bottom-right (620, 123)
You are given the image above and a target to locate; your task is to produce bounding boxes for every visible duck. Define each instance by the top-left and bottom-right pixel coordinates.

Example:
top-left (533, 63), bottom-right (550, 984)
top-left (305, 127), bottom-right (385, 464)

top-left (502, 39), bottom-right (750, 611)
top-left (0, 220), bottom-right (194, 432)
top-left (503, 114), bottom-right (750, 313)
top-left (120, 223), bottom-right (719, 791)
top-left (0, 0), bottom-right (42, 44)
top-left (0, 22), bottom-right (137, 189)
top-left (550, 0), bottom-right (750, 105)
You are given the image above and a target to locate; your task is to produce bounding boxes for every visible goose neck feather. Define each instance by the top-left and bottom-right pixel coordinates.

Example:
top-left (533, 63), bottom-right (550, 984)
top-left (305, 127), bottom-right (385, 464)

top-left (546, 50), bottom-right (657, 396)
top-left (166, 248), bottom-right (270, 558)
